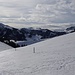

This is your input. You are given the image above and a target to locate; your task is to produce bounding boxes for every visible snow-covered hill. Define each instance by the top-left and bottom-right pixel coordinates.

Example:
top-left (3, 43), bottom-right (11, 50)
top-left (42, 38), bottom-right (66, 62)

top-left (0, 23), bottom-right (67, 48)
top-left (0, 42), bottom-right (12, 51)
top-left (0, 32), bottom-right (75, 75)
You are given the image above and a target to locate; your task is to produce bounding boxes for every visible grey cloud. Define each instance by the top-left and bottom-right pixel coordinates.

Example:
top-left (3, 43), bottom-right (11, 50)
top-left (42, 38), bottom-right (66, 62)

top-left (0, 0), bottom-right (75, 26)
top-left (28, 0), bottom-right (75, 24)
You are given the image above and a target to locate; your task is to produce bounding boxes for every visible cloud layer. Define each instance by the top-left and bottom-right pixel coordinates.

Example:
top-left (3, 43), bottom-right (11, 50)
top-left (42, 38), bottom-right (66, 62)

top-left (0, 0), bottom-right (75, 27)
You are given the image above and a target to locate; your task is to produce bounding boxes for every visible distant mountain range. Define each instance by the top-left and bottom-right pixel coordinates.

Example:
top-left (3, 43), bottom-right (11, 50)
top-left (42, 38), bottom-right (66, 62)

top-left (0, 23), bottom-right (75, 48)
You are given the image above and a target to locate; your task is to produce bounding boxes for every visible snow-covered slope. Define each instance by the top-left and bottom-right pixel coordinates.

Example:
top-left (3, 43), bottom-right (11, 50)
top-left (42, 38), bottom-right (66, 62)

top-left (0, 33), bottom-right (75, 75)
top-left (0, 42), bottom-right (12, 51)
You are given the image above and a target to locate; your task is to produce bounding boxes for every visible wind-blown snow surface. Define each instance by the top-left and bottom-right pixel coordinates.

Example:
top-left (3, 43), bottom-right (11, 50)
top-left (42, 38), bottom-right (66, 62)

top-left (0, 42), bottom-right (12, 51)
top-left (0, 33), bottom-right (75, 75)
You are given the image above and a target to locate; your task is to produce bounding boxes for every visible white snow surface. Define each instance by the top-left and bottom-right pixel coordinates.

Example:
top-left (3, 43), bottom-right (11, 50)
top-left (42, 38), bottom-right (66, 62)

top-left (0, 33), bottom-right (75, 75)
top-left (0, 42), bottom-right (12, 51)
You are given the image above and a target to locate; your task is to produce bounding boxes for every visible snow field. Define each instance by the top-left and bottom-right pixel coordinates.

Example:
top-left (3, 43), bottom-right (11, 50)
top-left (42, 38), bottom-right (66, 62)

top-left (0, 33), bottom-right (75, 75)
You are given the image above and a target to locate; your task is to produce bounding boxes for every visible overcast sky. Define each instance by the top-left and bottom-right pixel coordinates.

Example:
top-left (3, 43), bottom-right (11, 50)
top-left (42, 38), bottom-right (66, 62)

top-left (0, 0), bottom-right (75, 27)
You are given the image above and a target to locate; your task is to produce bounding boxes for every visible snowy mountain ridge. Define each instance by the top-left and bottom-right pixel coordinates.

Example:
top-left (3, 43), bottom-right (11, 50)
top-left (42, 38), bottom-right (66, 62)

top-left (0, 23), bottom-right (75, 48)
top-left (0, 23), bottom-right (67, 48)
